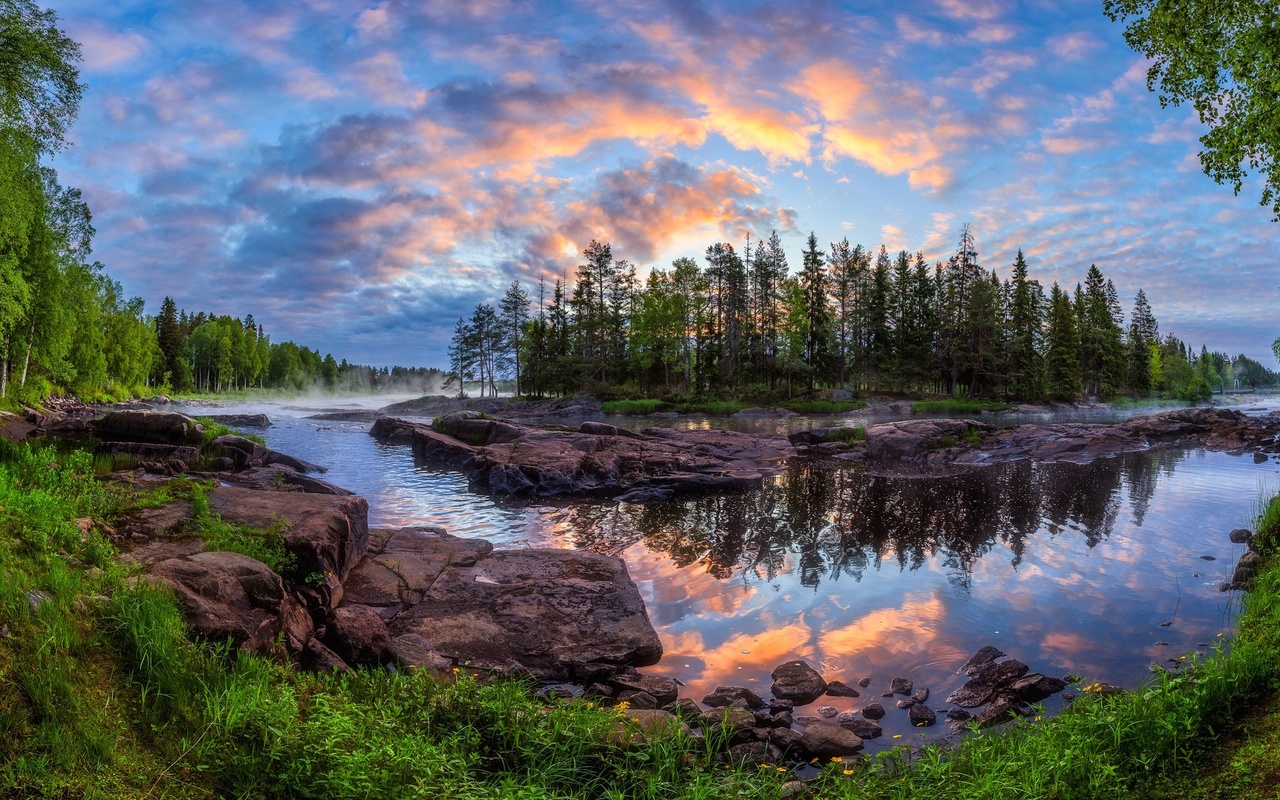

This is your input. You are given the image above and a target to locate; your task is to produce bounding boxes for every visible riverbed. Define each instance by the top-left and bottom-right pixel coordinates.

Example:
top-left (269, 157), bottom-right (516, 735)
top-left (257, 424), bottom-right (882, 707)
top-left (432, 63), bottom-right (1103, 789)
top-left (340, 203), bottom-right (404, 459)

top-left (175, 395), bottom-right (1280, 748)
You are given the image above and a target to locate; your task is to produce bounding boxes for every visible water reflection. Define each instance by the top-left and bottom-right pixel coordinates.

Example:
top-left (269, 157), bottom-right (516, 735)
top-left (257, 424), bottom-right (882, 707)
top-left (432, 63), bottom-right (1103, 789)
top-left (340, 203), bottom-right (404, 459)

top-left (549, 450), bottom-right (1187, 588)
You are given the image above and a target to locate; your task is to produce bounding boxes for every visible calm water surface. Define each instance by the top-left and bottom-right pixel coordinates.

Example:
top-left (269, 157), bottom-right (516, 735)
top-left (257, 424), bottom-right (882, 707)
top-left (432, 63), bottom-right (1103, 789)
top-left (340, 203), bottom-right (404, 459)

top-left (177, 397), bottom-right (1280, 746)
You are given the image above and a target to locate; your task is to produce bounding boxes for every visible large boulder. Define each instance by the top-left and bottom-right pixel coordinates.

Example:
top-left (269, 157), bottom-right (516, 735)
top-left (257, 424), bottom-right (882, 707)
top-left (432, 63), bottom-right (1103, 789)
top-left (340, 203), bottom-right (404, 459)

top-left (150, 551), bottom-right (311, 654)
top-left (94, 411), bottom-right (205, 445)
top-left (799, 722), bottom-right (863, 758)
top-left (324, 605), bottom-right (396, 667)
top-left (206, 487), bottom-right (369, 582)
top-left (389, 549), bottom-right (661, 677)
top-left (947, 659), bottom-right (1030, 708)
top-left (341, 527), bottom-right (494, 619)
top-left (770, 660), bottom-right (828, 705)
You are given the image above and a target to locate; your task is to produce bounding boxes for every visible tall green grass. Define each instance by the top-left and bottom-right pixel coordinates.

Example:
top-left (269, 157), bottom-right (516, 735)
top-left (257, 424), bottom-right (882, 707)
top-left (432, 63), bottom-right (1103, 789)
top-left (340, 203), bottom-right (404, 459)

top-left (602, 399), bottom-right (667, 415)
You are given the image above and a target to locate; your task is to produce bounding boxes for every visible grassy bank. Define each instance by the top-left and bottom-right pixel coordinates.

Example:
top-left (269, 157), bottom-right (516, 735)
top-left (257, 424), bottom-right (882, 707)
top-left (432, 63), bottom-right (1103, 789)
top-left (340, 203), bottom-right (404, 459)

top-left (2, 435), bottom-right (1279, 798)
top-left (910, 399), bottom-right (1015, 414)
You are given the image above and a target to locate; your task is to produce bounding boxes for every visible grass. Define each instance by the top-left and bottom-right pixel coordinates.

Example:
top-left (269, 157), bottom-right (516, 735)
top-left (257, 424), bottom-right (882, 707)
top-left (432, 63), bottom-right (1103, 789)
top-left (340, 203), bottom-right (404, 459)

top-left (4, 434), bottom-right (1280, 799)
top-left (911, 399), bottom-right (1015, 413)
top-left (825, 426), bottom-right (867, 443)
top-left (780, 400), bottom-right (866, 414)
top-left (602, 399), bottom-right (668, 415)
top-left (193, 416), bottom-right (266, 448)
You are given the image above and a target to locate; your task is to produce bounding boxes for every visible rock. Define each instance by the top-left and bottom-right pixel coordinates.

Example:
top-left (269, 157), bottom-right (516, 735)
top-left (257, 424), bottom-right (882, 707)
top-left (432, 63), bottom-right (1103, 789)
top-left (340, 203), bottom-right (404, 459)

top-left (25, 590), bottom-right (52, 614)
top-left (342, 527), bottom-right (493, 617)
top-left (96, 441), bottom-right (201, 473)
top-left (908, 705), bottom-right (937, 727)
top-left (610, 674), bottom-right (679, 707)
top-left (391, 633), bottom-right (452, 673)
top-left (538, 684), bottom-right (581, 701)
top-left (703, 686), bottom-right (766, 710)
top-left (307, 410), bottom-right (384, 422)
top-left (947, 659), bottom-right (1029, 708)
top-left (799, 722), bottom-right (864, 758)
top-left (610, 709), bottom-right (690, 746)
top-left (617, 690), bottom-right (658, 710)
top-left (911, 688), bottom-right (930, 703)
top-left (699, 707), bottom-right (756, 738)
top-left (895, 699), bottom-right (915, 709)
top-left (1229, 528), bottom-right (1253, 545)
top-left (755, 709), bottom-right (793, 728)
top-left (325, 605), bottom-right (396, 667)
top-left (389, 549), bottom-right (661, 677)
top-left (960, 645), bottom-right (1006, 676)
top-left (375, 415), bottom-right (795, 500)
top-left (945, 707), bottom-right (971, 722)
top-left (857, 677), bottom-right (871, 687)
top-left (974, 695), bottom-right (1023, 728)
top-left (768, 699), bottom-right (794, 712)
top-left (224, 466), bottom-right (354, 496)
top-left (672, 698), bottom-right (702, 723)
top-left (770, 660), bottom-right (828, 705)
top-left (726, 741), bottom-right (783, 764)
top-left (825, 680), bottom-right (860, 698)
top-left (1222, 550), bottom-right (1261, 591)
top-left (205, 487), bottom-right (369, 582)
top-left (780, 780), bottom-right (806, 799)
top-left (300, 636), bottom-right (352, 673)
top-left (840, 719), bottom-right (883, 739)
top-left (890, 677), bottom-right (913, 695)
top-left (150, 551), bottom-right (310, 654)
top-left (817, 705), bottom-right (838, 718)
top-left (93, 411), bottom-right (204, 445)
top-left (768, 727), bottom-right (804, 755)
top-left (1011, 674), bottom-right (1068, 704)
top-left (861, 703), bottom-right (886, 720)
top-left (207, 414), bottom-right (271, 428)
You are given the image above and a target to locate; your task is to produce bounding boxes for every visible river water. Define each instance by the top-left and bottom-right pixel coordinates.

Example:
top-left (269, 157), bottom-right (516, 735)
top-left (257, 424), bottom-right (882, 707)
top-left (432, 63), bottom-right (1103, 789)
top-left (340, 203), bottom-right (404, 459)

top-left (175, 395), bottom-right (1280, 748)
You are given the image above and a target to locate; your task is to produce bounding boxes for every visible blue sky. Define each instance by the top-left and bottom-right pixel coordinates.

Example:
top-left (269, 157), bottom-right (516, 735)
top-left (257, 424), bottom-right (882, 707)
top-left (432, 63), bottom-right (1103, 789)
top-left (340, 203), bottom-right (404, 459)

top-left (44, 0), bottom-right (1280, 368)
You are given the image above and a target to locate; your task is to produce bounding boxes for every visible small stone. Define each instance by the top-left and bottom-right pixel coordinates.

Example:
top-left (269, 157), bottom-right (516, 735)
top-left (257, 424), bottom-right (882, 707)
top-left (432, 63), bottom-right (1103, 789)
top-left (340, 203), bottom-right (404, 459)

top-left (1200, 555), bottom-right (1216, 561)
top-left (825, 680), bottom-right (861, 698)
top-left (841, 719), bottom-right (883, 739)
top-left (881, 692), bottom-right (894, 698)
top-left (908, 704), bottom-right (936, 727)
top-left (703, 685), bottom-right (766, 710)
top-left (857, 677), bottom-right (871, 688)
top-left (768, 699), bottom-right (794, 712)
top-left (817, 705), bottom-right (838, 718)
top-left (1159, 621), bottom-right (1173, 627)
top-left (26, 590), bottom-right (52, 614)
top-left (769, 727), bottom-right (804, 754)
top-left (726, 741), bottom-right (782, 765)
top-left (1229, 528), bottom-right (1253, 544)
top-left (911, 687), bottom-right (930, 703)
top-left (586, 683), bottom-right (616, 698)
top-left (780, 779), bottom-right (806, 799)
top-left (861, 703), bottom-right (886, 720)
top-left (945, 707), bottom-right (971, 722)
top-left (890, 677), bottom-right (913, 695)
top-left (699, 707), bottom-right (757, 737)
top-left (794, 715), bottom-right (822, 726)
top-left (538, 683), bottom-right (580, 701)
top-left (1154, 641), bottom-right (1169, 647)
top-left (837, 711), bottom-right (858, 724)
top-left (895, 699), bottom-right (915, 709)
top-left (672, 697), bottom-right (702, 723)
top-left (0, 624), bottom-right (10, 638)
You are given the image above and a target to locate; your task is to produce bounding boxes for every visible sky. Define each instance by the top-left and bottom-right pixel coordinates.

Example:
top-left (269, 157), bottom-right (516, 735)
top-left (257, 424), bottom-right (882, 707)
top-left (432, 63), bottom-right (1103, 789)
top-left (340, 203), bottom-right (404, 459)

top-left (43, 0), bottom-right (1280, 369)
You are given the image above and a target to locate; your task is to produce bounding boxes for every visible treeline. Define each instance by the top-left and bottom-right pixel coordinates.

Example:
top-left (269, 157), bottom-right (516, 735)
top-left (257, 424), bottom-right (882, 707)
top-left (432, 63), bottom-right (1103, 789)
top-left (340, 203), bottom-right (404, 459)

top-left (151, 300), bottom-right (445, 395)
top-left (0, 6), bottom-right (439, 402)
top-left (450, 226), bottom-right (1277, 402)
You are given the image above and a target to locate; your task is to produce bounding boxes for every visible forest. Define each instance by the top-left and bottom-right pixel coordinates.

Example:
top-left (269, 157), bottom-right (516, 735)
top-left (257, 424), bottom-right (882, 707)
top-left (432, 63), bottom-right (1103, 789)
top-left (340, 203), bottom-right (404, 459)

top-left (448, 229), bottom-right (1278, 403)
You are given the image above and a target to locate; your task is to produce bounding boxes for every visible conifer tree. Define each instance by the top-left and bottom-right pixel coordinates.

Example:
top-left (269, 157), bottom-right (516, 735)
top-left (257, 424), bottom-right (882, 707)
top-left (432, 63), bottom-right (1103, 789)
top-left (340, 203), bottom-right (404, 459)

top-left (1046, 284), bottom-right (1081, 400)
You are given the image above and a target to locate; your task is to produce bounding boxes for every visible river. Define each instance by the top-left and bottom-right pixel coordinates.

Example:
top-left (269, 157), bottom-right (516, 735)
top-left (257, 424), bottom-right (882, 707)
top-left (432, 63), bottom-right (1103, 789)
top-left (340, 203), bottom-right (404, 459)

top-left (173, 395), bottom-right (1280, 748)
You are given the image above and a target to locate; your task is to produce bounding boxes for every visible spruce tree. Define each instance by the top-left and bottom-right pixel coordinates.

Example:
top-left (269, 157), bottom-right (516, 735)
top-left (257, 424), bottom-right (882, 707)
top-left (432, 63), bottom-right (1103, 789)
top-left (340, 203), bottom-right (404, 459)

top-left (1007, 250), bottom-right (1046, 400)
top-left (1046, 284), bottom-right (1081, 400)
top-left (798, 232), bottom-right (831, 388)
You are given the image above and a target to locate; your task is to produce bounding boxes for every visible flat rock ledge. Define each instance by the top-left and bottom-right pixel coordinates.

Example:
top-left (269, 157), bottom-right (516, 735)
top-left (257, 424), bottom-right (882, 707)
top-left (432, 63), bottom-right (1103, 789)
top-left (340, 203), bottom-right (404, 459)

top-left (369, 412), bottom-right (796, 501)
top-left (113, 474), bottom-right (660, 678)
top-left (791, 408), bottom-right (1280, 473)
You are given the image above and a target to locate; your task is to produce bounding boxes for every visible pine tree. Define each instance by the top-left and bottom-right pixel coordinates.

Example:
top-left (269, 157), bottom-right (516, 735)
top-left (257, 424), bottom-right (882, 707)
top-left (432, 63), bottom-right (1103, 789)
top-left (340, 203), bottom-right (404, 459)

top-left (1046, 284), bottom-right (1081, 400)
top-left (499, 281), bottom-right (530, 396)
top-left (1007, 250), bottom-right (1046, 400)
top-left (798, 232), bottom-right (831, 388)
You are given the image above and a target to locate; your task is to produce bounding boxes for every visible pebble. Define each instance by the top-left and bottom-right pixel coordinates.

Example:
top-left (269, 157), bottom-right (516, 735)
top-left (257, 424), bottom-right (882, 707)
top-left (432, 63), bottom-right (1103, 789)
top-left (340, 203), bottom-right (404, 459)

top-left (817, 706), bottom-right (838, 718)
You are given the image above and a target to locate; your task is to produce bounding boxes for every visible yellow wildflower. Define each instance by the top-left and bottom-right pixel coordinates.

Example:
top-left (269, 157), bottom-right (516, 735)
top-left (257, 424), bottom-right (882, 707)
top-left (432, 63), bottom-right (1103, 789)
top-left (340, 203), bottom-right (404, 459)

top-left (892, 734), bottom-right (902, 739)
top-left (831, 757), bottom-right (843, 763)
top-left (843, 769), bottom-right (854, 776)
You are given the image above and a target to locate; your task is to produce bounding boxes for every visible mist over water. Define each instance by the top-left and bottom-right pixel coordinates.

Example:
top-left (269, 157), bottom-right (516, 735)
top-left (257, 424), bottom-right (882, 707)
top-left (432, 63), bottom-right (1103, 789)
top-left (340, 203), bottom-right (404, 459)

top-left (177, 396), bottom-right (1280, 746)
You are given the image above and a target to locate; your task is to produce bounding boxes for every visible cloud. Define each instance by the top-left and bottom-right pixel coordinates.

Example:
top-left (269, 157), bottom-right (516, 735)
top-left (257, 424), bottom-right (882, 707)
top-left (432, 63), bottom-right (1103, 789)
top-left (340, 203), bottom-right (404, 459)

top-left (65, 21), bottom-right (148, 71)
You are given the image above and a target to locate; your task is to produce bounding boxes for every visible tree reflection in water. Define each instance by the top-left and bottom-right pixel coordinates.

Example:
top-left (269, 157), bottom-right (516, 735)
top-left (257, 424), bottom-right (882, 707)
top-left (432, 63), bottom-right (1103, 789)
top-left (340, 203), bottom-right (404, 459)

top-left (550, 448), bottom-right (1187, 589)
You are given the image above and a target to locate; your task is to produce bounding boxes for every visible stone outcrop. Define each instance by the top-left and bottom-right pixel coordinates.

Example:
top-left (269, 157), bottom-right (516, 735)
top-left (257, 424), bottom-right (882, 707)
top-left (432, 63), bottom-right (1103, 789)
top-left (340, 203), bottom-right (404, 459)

top-left (149, 551), bottom-right (312, 654)
top-left (809, 407), bottom-right (1280, 473)
top-left (769, 660), bottom-right (828, 705)
top-left (370, 413), bottom-right (795, 501)
top-left (386, 547), bottom-right (662, 677)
